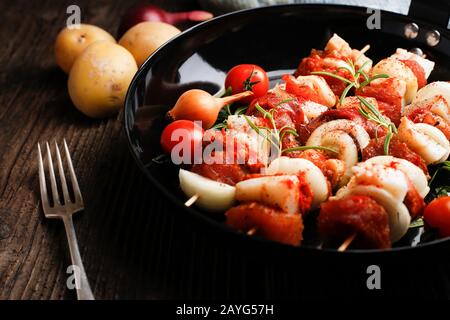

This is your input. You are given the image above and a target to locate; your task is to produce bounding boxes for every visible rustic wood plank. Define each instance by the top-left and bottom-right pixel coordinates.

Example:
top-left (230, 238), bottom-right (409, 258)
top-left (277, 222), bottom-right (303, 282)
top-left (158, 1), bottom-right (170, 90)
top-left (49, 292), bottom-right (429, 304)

top-left (1, 0), bottom-right (449, 301)
top-left (0, 0), bottom-right (193, 300)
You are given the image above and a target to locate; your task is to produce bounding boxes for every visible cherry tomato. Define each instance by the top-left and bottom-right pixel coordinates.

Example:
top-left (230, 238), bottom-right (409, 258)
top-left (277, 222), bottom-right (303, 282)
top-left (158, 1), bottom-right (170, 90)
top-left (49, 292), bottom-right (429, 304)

top-left (160, 120), bottom-right (204, 163)
top-left (423, 196), bottom-right (450, 238)
top-left (225, 64), bottom-right (269, 104)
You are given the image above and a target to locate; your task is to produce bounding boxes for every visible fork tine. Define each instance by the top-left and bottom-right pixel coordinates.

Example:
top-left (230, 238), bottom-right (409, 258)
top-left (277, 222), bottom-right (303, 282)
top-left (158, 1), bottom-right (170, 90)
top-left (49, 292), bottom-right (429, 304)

top-left (54, 141), bottom-right (71, 205)
top-left (46, 142), bottom-right (61, 206)
top-left (64, 139), bottom-right (83, 205)
top-left (37, 143), bottom-right (49, 207)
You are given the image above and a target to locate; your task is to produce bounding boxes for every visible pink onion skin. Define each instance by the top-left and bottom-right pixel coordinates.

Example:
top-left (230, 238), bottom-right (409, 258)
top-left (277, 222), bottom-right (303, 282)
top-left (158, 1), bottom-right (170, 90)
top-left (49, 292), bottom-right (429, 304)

top-left (118, 4), bottom-right (213, 37)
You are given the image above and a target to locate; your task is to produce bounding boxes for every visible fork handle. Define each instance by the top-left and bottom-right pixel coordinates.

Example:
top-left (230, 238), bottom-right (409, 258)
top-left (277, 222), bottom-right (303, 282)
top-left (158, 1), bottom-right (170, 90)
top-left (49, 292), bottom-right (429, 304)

top-left (62, 216), bottom-right (95, 300)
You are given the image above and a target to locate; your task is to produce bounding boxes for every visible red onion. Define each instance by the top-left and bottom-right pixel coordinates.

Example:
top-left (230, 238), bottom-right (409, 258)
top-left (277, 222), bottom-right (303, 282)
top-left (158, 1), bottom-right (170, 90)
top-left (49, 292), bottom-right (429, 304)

top-left (118, 4), bottom-right (213, 37)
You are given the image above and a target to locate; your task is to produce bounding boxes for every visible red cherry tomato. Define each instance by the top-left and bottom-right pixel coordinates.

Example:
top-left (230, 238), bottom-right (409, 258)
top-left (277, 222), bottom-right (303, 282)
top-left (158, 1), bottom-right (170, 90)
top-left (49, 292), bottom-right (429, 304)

top-left (423, 196), bottom-right (450, 238)
top-left (160, 120), bottom-right (204, 163)
top-left (225, 64), bottom-right (269, 104)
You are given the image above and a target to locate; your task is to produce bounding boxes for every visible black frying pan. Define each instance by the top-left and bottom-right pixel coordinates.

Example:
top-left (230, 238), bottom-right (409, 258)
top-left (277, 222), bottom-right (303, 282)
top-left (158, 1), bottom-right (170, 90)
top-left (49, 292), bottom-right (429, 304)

top-left (123, 1), bottom-right (450, 260)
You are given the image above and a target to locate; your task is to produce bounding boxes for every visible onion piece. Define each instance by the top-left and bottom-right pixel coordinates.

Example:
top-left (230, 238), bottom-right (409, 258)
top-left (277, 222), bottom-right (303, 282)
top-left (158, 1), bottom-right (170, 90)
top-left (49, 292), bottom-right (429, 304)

top-left (264, 157), bottom-right (330, 209)
top-left (335, 185), bottom-right (411, 242)
top-left (167, 89), bottom-right (253, 129)
top-left (179, 169), bottom-right (235, 213)
top-left (236, 175), bottom-right (301, 215)
top-left (365, 156), bottom-right (430, 198)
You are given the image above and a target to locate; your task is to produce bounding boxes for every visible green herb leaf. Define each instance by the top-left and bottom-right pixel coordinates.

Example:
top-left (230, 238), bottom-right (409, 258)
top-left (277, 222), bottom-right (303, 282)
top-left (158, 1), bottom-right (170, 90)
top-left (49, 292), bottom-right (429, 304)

top-left (211, 122), bottom-right (227, 130)
top-left (275, 98), bottom-right (295, 107)
top-left (336, 65), bottom-right (355, 78)
top-left (360, 73), bottom-right (389, 87)
top-left (311, 71), bottom-right (354, 85)
top-left (339, 82), bottom-right (356, 105)
top-left (219, 86), bottom-right (233, 98)
top-left (344, 57), bottom-right (356, 74)
top-left (355, 60), bottom-right (371, 76)
top-left (383, 131), bottom-right (393, 155)
top-left (435, 185), bottom-right (450, 197)
top-left (224, 104), bottom-right (232, 116)
top-left (409, 217), bottom-right (424, 229)
top-left (374, 124), bottom-right (383, 143)
top-left (357, 96), bottom-right (385, 120)
top-left (243, 115), bottom-right (261, 134)
top-left (280, 129), bottom-right (299, 141)
top-left (313, 59), bottom-right (388, 96)
top-left (356, 96), bottom-right (397, 155)
top-left (234, 105), bottom-right (248, 115)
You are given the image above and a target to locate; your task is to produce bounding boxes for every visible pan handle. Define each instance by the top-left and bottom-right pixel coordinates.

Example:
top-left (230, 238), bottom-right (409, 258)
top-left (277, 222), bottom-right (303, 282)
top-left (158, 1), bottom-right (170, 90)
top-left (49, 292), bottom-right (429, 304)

top-left (407, 0), bottom-right (449, 30)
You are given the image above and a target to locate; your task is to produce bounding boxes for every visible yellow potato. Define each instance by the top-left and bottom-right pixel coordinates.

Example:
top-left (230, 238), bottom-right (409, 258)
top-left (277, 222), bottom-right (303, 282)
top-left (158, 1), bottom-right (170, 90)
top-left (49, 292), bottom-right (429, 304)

top-left (119, 21), bottom-right (180, 67)
top-left (55, 24), bottom-right (116, 74)
top-left (68, 41), bottom-right (138, 118)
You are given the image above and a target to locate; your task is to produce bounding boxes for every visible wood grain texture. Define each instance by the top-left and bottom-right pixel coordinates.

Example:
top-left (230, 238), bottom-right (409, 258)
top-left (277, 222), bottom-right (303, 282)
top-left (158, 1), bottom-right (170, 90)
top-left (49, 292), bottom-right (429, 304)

top-left (0, 0), bottom-right (208, 300)
top-left (0, 0), bottom-right (449, 300)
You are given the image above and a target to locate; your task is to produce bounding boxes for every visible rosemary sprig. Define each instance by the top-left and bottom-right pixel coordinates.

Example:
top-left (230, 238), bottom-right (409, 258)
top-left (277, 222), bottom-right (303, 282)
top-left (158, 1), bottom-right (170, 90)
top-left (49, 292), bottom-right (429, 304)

top-left (254, 104), bottom-right (282, 155)
top-left (279, 125), bottom-right (298, 142)
top-left (276, 98), bottom-right (295, 106)
top-left (311, 71), bottom-right (353, 85)
top-left (244, 103), bottom-right (338, 157)
top-left (311, 59), bottom-right (389, 105)
top-left (357, 96), bottom-right (397, 155)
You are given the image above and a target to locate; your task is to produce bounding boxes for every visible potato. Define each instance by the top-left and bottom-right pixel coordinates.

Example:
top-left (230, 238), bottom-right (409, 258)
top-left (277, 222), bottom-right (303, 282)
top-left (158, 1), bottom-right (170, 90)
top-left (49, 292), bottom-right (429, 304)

top-left (54, 24), bottom-right (116, 74)
top-left (68, 41), bottom-right (138, 118)
top-left (119, 21), bottom-right (180, 67)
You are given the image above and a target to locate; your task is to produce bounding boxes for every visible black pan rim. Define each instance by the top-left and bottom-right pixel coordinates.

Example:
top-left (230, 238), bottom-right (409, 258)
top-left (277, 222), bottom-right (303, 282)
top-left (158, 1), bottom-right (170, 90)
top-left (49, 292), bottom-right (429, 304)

top-left (123, 3), bottom-right (450, 255)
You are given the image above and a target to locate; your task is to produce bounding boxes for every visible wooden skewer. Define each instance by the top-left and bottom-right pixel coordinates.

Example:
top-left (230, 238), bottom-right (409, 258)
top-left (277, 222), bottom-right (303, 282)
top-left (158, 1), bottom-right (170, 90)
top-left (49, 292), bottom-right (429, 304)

top-left (247, 227), bottom-right (257, 236)
top-left (360, 44), bottom-right (370, 55)
top-left (184, 194), bottom-right (199, 207)
top-left (337, 233), bottom-right (357, 252)
top-left (354, 44), bottom-right (371, 64)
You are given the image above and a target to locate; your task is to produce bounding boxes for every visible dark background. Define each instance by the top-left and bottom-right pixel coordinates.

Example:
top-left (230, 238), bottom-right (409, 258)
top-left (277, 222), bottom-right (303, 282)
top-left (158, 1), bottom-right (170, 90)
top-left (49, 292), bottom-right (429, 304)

top-left (0, 0), bottom-right (449, 300)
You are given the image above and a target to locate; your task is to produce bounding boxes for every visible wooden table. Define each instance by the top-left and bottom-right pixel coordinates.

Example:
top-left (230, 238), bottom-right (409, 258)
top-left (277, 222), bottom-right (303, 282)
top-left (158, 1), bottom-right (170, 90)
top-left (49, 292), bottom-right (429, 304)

top-left (1, 0), bottom-right (450, 300)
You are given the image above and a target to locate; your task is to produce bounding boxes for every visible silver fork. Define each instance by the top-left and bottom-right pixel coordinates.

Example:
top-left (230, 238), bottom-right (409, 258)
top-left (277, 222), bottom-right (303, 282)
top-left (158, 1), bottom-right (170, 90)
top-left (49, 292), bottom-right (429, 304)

top-left (37, 140), bottom-right (94, 300)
